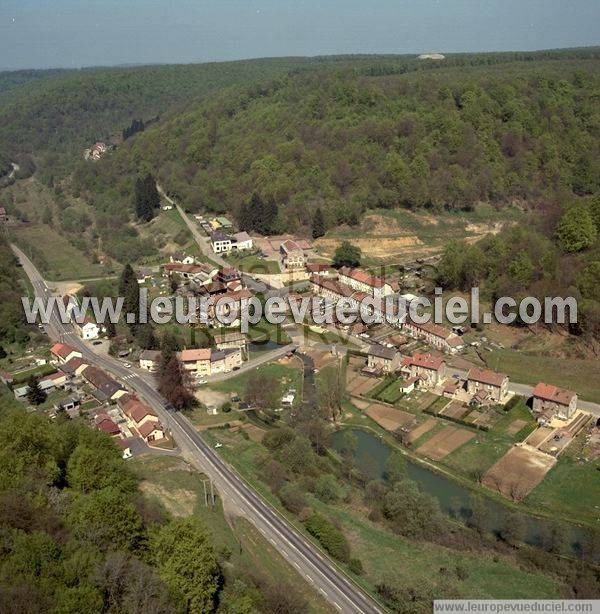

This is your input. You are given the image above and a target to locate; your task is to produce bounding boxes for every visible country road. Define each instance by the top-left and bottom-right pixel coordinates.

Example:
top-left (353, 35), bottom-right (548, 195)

top-left (12, 244), bottom-right (385, 614)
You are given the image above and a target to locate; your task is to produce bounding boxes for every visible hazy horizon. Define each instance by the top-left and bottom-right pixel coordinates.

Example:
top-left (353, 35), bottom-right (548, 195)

top-left (1, 0), bottom-right (599, 72)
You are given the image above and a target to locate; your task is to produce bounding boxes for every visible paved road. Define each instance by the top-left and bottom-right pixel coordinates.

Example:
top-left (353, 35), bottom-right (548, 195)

top-left (13, 244), bottom-right (384, 614)
top-left (156, 184), bottom-right (229, 268)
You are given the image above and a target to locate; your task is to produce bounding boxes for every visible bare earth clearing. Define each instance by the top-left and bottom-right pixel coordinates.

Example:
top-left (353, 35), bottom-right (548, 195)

top-left (482, 446), bottom-right (556, 501)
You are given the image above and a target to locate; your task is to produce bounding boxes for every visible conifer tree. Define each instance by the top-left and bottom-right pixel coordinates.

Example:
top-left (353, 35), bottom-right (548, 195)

top-left (312, 207), bottom-right (325, 239)
top-left (26, 376), bottom-right (46, 405)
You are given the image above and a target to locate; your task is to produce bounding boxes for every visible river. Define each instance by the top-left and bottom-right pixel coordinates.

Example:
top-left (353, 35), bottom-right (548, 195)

top-left (331, 428), bottom-right (588, 557)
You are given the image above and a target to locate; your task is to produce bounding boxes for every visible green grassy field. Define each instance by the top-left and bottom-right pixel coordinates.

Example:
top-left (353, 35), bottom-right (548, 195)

top-left (376, 379), bottom-right (406, 404)
top-left (525, 435), bottom-right (600, 526)
top-left (484, 348), bottom-right (600, 404)
top-left (208, 361), bottom-right (302, 398)
top-left (12, 224), bottom-right (107, 279)
top-left (314, 499), bottom-right (561, 600)
top-left (10, 362), bottom-right (56, 384)
top-left (225, 252), bottom-right (281, 275)
top-left (137, 208), bottom-right (200, 264)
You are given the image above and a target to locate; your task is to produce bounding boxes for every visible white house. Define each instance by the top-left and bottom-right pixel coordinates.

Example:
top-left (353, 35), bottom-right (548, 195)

top-left (232, 231), bottom-right (253, 251)
top-left (211, 230), bottom-right (233, 254)
top-left (75, 318), bottom-right (101, 340)
top-left (139, 349), bottom-right (161, 371)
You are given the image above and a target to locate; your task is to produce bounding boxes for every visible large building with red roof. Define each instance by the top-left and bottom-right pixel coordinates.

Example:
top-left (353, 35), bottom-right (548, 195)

top-left (402, 318), bottom-right (464, 354)
top-left (338, 267), bottom-right (393, 299)
top-left (532, 383), bottom-right (577, 421)
top-left (50, 343), bottom-right (82, 363)
top-left (401, 353), bottom-right (447, 387)
top-left (467, 368), bottom-right (509, 403)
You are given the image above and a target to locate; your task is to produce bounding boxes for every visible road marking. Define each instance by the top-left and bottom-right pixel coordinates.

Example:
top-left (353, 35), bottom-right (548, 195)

top-left (293, 562), bottom-right (300, 569)
top-left (319, 588), bottom-right (327, 596)
top-left (282, 550), bottom-right (289, 559)
top-left (269, 538), bottom-right (276, 545)
top-left (333, 602), bottom-right (342, 611)
top-left (305, 574), bottom-right (312, 582)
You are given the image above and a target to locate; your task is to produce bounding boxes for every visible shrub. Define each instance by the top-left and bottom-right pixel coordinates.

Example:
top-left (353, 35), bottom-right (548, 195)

top-left (278, 482), bottom-right (307, 515)
top-left (305, 512), bottom-right (350, 563)
top-left (349, 558), bottom-right (364, 575)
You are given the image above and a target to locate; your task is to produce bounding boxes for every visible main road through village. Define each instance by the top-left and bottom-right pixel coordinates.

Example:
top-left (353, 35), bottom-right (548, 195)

top-left (12, 244), bottom-right (384, 614)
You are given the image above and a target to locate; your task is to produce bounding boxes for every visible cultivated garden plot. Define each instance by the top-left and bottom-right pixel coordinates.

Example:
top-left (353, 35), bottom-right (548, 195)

top-left (439, 401), bottom-right (469, 420)
top-left (364, 403), bottom-right (416, 432)
top-left (416, 426), bottom-right (475, 461)
top-left (405, 418), bottom-right (437, 444)
top-left (482, 446), bottom-right (556, 501)
top-left (346, 375), bottom-right (378, 396)
top-left (525, 427), bottom-right (554, 448)
top-left (506, 418), bottom-right (528, 437)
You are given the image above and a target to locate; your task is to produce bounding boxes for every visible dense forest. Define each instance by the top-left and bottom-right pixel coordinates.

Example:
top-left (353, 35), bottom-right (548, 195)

top-left (0, 406), bottom-right (220, 612)
top-left (1, 50), bottom-right (600, 340)
top-left (437, 195), bottom-right (600, 343)
top-left (0, 405), bottom-right (314, 613)
top-left (70, 53), bottom-right (600, 235)
top-left (0, 237), bottom-right (29, 351)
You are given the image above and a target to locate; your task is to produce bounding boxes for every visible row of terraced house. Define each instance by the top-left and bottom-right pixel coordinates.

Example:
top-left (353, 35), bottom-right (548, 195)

top-left (364, 341), bottom-right (578, 421)
top-left (309, 267), bottom-right (464, 352)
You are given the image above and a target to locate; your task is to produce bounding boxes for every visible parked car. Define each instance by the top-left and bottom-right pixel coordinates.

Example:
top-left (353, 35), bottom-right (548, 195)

top-left (123, 362), bottom-right (132, 368)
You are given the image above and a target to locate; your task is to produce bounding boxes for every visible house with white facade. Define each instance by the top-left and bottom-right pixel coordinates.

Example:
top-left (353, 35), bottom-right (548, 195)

top-left (338, 267), bottom-right (393, 299)
top-left (139, 349), bottom-right (161, 371)
top-left (211, 230), bottom-right (233, 254)
top-left (74, 317), bottom-right (101, 340)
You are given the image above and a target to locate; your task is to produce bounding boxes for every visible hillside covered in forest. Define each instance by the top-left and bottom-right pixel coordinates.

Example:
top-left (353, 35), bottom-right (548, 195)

top-left (1, 50), bottom-right (600, 343)
top-left (73, 51), bottom-right (600, 234)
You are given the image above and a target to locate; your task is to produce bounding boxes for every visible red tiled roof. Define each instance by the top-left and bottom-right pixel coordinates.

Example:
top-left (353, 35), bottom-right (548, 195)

top-left (339, 267), bottom-right (386, 289)
top-left (280, 239), bottom-right (302, 253)
top-left (65, 357), bottom-right (87, 371)
top-left (95, 414), bottom-right (120, 435)
top-left (180, 348), bottom-right (211, 362)
top-left (41, 371), bottom-right (65, 382)
top-left (404, 352), bottom-right (445, 371)
top-left (212, 289), bottom-right (253, 305)
top-left (533, 383), bottom-right (576, 407)
top-left (305, 263), bottom-right (330, 273)
top-left (405, 318), bottom-right (457, 342)
top-left (468, 368), bottom-right (507, 388)
top-left (50, 343), bottom-right (79, 360)
top-left (138, 420), bottom-right (163, 438)
top-left (130, 403), bottom-right (156, 425)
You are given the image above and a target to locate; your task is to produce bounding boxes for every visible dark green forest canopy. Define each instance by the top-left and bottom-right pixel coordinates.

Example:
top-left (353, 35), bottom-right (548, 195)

top-left (74, 54), bottom-right (600, 235)
top-left (0, 406), bottom-right (222, 612)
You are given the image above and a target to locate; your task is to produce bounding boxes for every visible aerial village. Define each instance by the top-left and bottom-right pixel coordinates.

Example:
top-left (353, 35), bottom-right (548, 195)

top-left (3, 207), bottom-right (599, 507)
